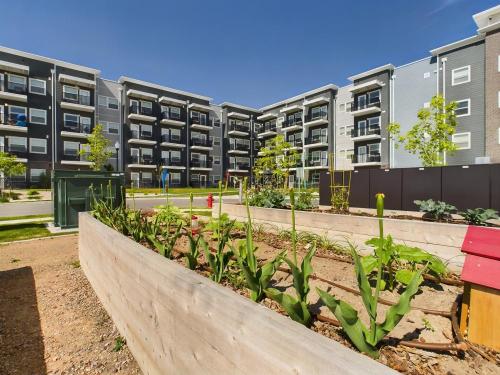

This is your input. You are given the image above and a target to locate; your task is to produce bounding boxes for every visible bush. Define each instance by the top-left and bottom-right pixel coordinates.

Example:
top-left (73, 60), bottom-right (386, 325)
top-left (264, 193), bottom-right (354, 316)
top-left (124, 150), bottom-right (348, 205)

top-left (460, 208), bottom-right (499, 226)
top-left (27, 189), bottom-right (40, 196)
top-left (247, 188), bottom-right (286, 208)
top-left (295, 190), bottom-right (314, 211)
top-left (414, 199), bottom-right (456, 221)
top-left (0, 196), bottom-right (9, 203)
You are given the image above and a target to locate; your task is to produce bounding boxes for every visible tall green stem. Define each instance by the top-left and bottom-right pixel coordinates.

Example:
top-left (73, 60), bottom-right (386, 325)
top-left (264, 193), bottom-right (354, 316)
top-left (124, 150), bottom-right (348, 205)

top-left (189, 192), bottom-right (193, 232)
top-left (290, 188), bottom-right (297, 265)
top-left (371, 193), bottom-right (385, 341)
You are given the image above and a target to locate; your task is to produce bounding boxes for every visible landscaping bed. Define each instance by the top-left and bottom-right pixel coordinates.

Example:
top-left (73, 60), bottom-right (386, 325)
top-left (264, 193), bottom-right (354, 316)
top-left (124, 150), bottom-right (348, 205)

top-left (83, 196), bottom-right (500, 375)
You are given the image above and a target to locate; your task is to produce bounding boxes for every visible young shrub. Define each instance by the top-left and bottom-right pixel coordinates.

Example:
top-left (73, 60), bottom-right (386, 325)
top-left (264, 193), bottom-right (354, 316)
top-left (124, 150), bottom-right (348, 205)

top-left (204, 213), bottom-right (245, 239)
top-left (294, 189), bottom-right (314, 211)
top-left (233, 177), bottom-right (284, 302)
top-left (460, 208), bottom-right (499, 226)
top-left (414, 199), bottom-right (456, 221)
top-left (27, 189), bottom-right (40, 196)
top-left (147, 224), bottom-right (183, 259)
top-left (185, 232), bottom-right (204, 270)
top-left (265, 188), bottom-right (316, 327)
top-left (317, 194), bottom-right (427, 358)
top-left (247, 188), bottom-right (286, 208)
top-left (203, 181), bottom-right (234, 283)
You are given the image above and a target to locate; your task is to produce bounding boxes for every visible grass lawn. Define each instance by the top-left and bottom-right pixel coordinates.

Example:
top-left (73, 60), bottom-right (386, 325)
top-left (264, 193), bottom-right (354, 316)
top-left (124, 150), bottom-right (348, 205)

top-left (0, 214), bottom-right (53, 222)
top-left (127, 187), bottom-right (238, 196)
top-left (0, 223), bottom-right (76, 243)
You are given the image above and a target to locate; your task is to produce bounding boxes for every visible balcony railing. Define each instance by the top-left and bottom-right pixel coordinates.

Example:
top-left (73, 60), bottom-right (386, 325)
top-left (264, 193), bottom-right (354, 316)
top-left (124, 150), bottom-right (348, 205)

top-left (130, 130), bottom-right (154, 139)
top-left (161, 134), bottom-right (183, 144)
top-left (282, 118), bottom-right (303, 129)
top-left (5, 113), bottom-right (28, 126)
top-left (351, 101), bottom-right (380, 112)
top-left (351, 127), bottom-right (381, 138)
top-left (228, 123), bottom-right (250, 133)
top-left (63, 94), bottom-right (91, 106)
top-left (229, 142), bottom-right (250, 151)
top-left (229, 163), bottom-right (250, 171)
top-left (287, 139), bottom-right (303, 148)
top-left (305, 112), bottom-right (328, 123)
top-left (161, 157), bottom-right (184, 166)
top-left (64, 122), bottom-right (92, 134)
top-left (7, 144), bottom-right (27, 153)
top-left (191, 117), bottom-right (210, 126)
top-left (352, 154), bottom-right (381, 164)
top-left (190, 159), bottom-right (212, 168)
top-left (161, 111), bottom-right (183, 121)
top-left (6, 82), bottom-right (27, 94)
top-left (130, 155), bottom-right (154, 165)
top-left (257, 124), bottom-right (277, 134)
top-left (190, 138), bottom-right (212, 147)
top-left (305, 157), bottom-right (328, 168)
top-left (305, 136), bottom-right (327, 145)
top-left (130, 105), bottom-right (153, 116)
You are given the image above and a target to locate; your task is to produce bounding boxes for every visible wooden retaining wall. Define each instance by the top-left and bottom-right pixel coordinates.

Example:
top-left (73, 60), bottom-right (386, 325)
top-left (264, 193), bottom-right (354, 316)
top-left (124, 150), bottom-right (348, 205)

top-left (79, 212), bottom-right (395, 375)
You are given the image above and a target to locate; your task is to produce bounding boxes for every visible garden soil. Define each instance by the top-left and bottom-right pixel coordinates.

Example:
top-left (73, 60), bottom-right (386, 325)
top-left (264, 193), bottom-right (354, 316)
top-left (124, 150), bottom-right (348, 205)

top-left (0, 235), bottom-right (142, 375)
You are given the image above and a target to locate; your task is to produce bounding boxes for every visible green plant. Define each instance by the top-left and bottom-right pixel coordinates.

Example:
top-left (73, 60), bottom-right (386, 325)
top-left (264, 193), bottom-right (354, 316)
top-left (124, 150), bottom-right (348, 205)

top-left (233, 178), bottom-right (284, 302)
top-left (27, 189), bottom-right (40, 196)
top-left (265, 188), bottom-right (316, 327)
top-left (422, 318), bottom-right (435, 332)
top-left (147, 224), bottom-right (183, 259)
top-left (414, 199), bottom-right (456, 221)
top-left (0, 151), bottom-right (26, 195)
top-left (70, 260), bottom-right (81, 268)
top-left (81, 124), bottom-right (113, 171)
top-left (460, 208), bottom-right (499, 226)
top-left (155, 204), bottom-right (187, 226)
top-left (185, 232), bottom-right (204, 270)
top-left (10, 258), bottom-right (20, 263)
top-left (317, 194), bottom-right (427, 358)
top-left (112, 336), bottom-right (126, 352)
top-left (362, 235), bottom-right (447, 290)
top-left (203, 181), bottom-right (234, 283)
top-left (294, 190), bottom-right (314, 211)
top-left (204, 213), bottom-right (245, 239)
top-left (247, 188), bottom-right (286, 208)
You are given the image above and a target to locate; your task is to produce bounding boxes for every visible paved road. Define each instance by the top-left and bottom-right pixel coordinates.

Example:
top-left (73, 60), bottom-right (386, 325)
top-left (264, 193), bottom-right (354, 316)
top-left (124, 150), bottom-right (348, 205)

top-left (0, 196), bottom-right (240, 217)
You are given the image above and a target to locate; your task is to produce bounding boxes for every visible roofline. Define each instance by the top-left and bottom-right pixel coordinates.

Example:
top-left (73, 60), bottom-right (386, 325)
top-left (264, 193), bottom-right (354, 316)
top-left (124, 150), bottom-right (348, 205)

top-left (473, 4), bottom-right (500, 27)
top-left (219, 102), bottom-right (261, 113)
top-left (348, 63), bottom-right (395, 82)
top-left (259, 83), bottom-right (338, 112)
top-left (0, 45), bottom-right (100, 75)
top-left (118, 76), bottom-right (212, 102)
top-left (430, 34), bottom-right (484, 56)
top-left (395, 56), bottom-right (433, 70)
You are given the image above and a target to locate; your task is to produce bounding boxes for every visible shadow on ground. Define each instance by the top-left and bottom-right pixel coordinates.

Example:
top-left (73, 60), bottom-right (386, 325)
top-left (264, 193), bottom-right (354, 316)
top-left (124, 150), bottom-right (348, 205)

top-left (0, 266), bottom-right (46, 375)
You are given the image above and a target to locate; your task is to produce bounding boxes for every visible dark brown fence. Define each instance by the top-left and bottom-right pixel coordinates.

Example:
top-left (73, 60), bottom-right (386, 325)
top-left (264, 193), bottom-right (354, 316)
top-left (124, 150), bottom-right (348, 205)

top-left (319, 164), bottom-right (500, 211)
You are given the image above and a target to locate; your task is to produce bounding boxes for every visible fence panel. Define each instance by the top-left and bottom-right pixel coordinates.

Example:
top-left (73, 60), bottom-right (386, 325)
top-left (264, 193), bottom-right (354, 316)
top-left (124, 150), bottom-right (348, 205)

top-left (369, 169), bottom-right (403, 210)
top-left (490, 164), bottom-right (500, 211)
top-left (401, 167), bottom-right (442, 211)
top-left (350, 169), bottom-right (370, 208)
top-left (441, 165), bottom-right (490, 211)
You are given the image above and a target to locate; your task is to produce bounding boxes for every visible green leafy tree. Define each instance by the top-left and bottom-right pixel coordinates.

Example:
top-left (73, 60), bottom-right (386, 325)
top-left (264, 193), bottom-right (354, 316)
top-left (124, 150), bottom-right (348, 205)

top-left (388, 95), bottom-right (457, 167)
top-left (253, 135), bottom-right (299, 188)
top-left (0, 152), bottom-right (27, 195)
top-left (80, 124), bottom-right (113, 171)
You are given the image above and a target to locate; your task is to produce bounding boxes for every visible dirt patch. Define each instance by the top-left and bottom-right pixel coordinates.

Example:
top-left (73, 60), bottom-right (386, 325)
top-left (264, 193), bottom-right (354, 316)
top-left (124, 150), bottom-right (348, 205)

top-left (0, 235), bottom-right (141, 375)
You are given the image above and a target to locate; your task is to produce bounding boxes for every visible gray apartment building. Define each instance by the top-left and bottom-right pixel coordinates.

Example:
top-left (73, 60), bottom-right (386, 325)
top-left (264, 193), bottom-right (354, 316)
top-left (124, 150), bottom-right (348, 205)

top-left (0, 5), bottom-right (499, 188)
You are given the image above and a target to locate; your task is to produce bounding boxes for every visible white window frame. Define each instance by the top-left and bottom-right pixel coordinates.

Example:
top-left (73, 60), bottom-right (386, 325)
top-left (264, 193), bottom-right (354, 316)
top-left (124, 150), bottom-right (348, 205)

top-left (8, 136), bottom-right (27, 152)
top-left (63, 141), bottom-right (80, 156)
top-left (29, 78), bottom-right (46, 95)
top-left (213, 156), bottom-right (221, 165)
top-left (30, 168), bottom-right (46, 182)
top-left (451, 66), bottom-right (471, 86)
top-left (455, 99), bottom-right (470, 117)
top-left (452, 132), bottom-right (471, 150)
top-left (7, 74), bottom-right (27, 91)
top-left (29, 108), bottom-right (47, 125)
top-left (106, 122), bottom-right (119, 135)
top-left (29, 138), bottom-right (47, 154)
top-left (9, 105), bottom-right (27, 121)
top-left (63, 85), bottom-right (79, 101)
top-left (171, 172), bottom-right (181, 184)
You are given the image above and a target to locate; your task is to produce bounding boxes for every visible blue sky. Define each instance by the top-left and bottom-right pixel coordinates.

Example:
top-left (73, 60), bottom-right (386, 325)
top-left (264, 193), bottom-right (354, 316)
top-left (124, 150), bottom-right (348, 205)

top-left (0, 0), bottom-right (497, 107)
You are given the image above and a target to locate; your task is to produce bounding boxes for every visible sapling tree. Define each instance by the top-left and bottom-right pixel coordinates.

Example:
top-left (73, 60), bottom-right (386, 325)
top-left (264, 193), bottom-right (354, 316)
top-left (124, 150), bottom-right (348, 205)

top-left (388, 95), bottom-right (457, 167)
top-left (317, 194), bottom-right (427, 358)
top-left (0, 151), bottom-right (26, 195)
top-left (81, 124), bottom-right (113, 171)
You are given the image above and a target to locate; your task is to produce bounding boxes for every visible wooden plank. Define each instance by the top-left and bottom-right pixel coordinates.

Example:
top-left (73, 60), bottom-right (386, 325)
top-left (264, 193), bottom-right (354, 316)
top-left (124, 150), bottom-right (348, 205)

top-left (79, 213), bottom-right (396, 375)
top-left (460, 285), bottom-right (470, 336)
top-left (468, 284), bottom-right (500, 351)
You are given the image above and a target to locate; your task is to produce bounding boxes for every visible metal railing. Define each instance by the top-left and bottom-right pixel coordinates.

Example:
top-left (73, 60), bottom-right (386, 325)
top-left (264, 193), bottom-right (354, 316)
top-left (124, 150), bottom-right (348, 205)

top-left (229, 142), bottom-right (250, 151)
top-left (305, 157), bottom-right (328, 167)
top-left (305, 112), bottom-right (327, 123)
top-left (190, 159), bottom-right (212, 168)
top-left (161, 157), bottom-right (184, 166)
top-left (282, 118), bottom-right (303, 129)
top-left (130, 105), bottom-right (153, 116)
top-left (190, 138), bottom-right (212, 147)
top-left (130, 155), bottom-right (154, 165)
top-left (351, 101), bottom-right (380, 112)
top-left (228, 123), bottom-right (250, 133)
top-left (352, 153), bottom-right (381, 163)
top-left (191, 117), bottom-right (210, 126)
top-left (161, 134), bottom-right (183, 143)
top-left (351, 127), bottom-right (381, 138)
top-left (257, 124), bottom-right (277, 134)
top-left (161, 111), bottom-right (183, 121)
top-left (64, 122), bottom-right (92, 134)
top-left (305, 135), bottom-right (327, 145)
top-left (228, 163), bottom-right (250, 171)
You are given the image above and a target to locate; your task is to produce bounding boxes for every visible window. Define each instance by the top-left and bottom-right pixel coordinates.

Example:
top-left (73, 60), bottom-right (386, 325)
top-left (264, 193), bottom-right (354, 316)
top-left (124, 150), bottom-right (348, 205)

top-left (7, 74), bottom-right (26, 92)
top-left (0, 106), bottom-right (3, 124)
top-left (345, 101), bottom-right (352, 112)
top-left (29, 108), bottom-right (47, 125)
top-left (64, 113), bottom-right (79, 128)
top-left (213, 119), bottom-right (221, 127)
top-left (213, 137), bottom-right (221, 146)
top-left (8, 136), bottom-right (27, 152)
top-left (311, 105), bottom-right (327, 119)
top-left (357, 94), bottom-right (367, 109)
top-left (339, 103), bottom-right (345, 112)
top-left (368, 143), bottom-right (380, 155)
top-left (63, 85), bottom-right (79, 101)
top-left (64, 141), bottom-right (80, 156)
top-left (213, 156), bottom-right (221, 165)
top-left (30, 138), bottom-right (47, 154)
top-left (452, 132), bottom-right (471, 150)
top-left (367, 90), bottom-right (380, 104)
top-left (170, 106), bottom-right (181, 119)
top-left (29, 78), bottom-right (46, 95)
top-left (368, 116), bottom-right (380, 130)
top-left (98, 95), bottom-right (119, 110)
top-left (105, 121), bottom-right (119, 134)
top-left (142, 172), bottom-right (153, 182)
top-left (141, 124), bottom-right (153, 137)
top-left (8, 106), bottom-right (27, 123)
top-left (212, 175), bottom-right (221, 184)
top-left (455, 99), bottom-right (470, 117)
top-left (80, 117), bottom-right (91, 133)
top-left (30, 168), bottom-right (46, 182)
top-left (141, 100), bottom-right (153, 113)
top-left (423, 72), bottom-right (430, 79)
top-left (451, 66), bottom-right (470, 86)
top-left (171, 172), bottom-right (181, 185)
top-left (79, 90), bottom-right (91, 106)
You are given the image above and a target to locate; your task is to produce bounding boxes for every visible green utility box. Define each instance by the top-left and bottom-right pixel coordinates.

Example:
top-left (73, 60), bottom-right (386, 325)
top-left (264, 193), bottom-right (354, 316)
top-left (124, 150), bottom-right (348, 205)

top-left (52, 170), bottom-right (125, 229)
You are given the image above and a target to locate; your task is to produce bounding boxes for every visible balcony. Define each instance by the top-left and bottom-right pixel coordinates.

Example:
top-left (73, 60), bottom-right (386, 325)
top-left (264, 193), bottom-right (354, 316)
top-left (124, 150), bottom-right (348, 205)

top-left (161, 157), bottom-right (186, 170)
top-left (61, 123), bottom-right (92, 139)
top-left (0, 79), bottom-right (28, 103)
top-left (127, 155), bottom-right (156, 169)
top-left (228, 142), bottom-right (250, 155)
top-left (304, 157), bottom-right (328, 169)
top-left (190, 159), bottom-right (212, 171)
top-left (351, 153), bottom-right (381, 166)
top-left (0, 114), bottom-right (28, 133)
top-left (128, 105), bottom-right (156, 122)
top-left (126, 89), bottom-right (158, 101)
top-left (228, 163), bottom-right (250, 173)
top-left (228, 123), bottom-right (250, 136)
top-left (160, 134), bottom-right (185, 148)
top-left (349, 79), bottom-right (384, 94)
top-left (303, 96), bottom-right (329, 107)
top-left (61, 150), bottom-right (93, 167)
top-left (228, 111), bottom-right (250, 120)
top-left (190, 138), bottom-right (213, 151)
top-left (280, 105), bottom-right (302, 114)
top-left (350, 102), bottom-right (381, 116)
top-left (289, 159), bottom-right (303, 170)
top-left (127, 130), bottom-right (157, 146)
top-left (257, 113), bottom-right (277, 121)
top-left (286, 139), bottom-right (303, 150)
top-left (160, 111), bottom-right (185, 126)
top-left (190, 117), bottom-right (212, 131)
top-left (282, 118), bottom-right (303, 132)
top-left (304, 136), bottom-right (328, 148)
top-left (60, 95), bottom-right (95, 113)
top-left (304, 113), bottom-right (328, 127)
top-left (257, 124), bottom-right (277, 138)
top-left (58, 74), bottom-right (96, 88)
top-left (351, 127), bottom-right (381, 141)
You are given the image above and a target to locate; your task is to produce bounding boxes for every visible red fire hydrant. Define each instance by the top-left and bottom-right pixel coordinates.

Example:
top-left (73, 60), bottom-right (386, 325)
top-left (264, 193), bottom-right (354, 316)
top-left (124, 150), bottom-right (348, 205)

top-left (207, 193), bottom-right (213, 209)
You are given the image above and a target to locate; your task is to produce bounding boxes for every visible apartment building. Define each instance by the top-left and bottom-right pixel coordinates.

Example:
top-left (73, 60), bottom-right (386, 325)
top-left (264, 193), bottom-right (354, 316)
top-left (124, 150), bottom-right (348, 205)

top-left (0, 4), bottom-right (498, 188)
top-left (256, 85), bottom-right (337, 187)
